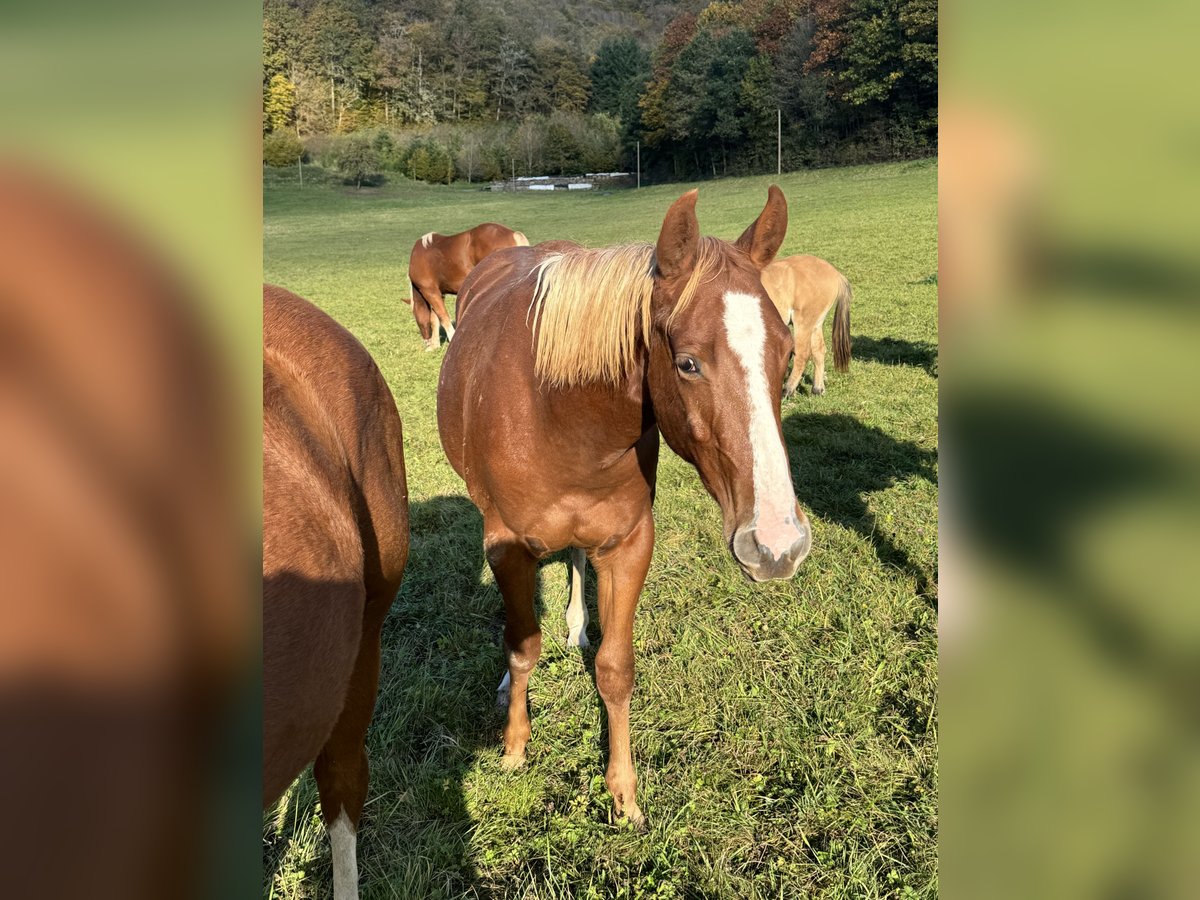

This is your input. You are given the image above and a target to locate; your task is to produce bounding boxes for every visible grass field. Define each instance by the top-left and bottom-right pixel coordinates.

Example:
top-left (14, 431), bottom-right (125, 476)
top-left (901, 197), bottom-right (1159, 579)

top-left (263, 159), bottom-right (938, 899)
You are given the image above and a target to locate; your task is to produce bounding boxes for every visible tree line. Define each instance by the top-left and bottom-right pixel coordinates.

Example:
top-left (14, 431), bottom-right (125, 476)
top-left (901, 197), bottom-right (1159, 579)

top-left (263, 0), bottom-right (936, 183)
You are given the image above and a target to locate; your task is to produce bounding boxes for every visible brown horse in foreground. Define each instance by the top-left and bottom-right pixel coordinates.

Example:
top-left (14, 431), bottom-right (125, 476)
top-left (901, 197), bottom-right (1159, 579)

top-left (438, 187), bottom-right (811, 825)
top-left (405, 222), bottom-right (529, 350)
top-left (263, 285), bottom-right (409, 900)
top-left (759, 254), bottom-right (852, 396)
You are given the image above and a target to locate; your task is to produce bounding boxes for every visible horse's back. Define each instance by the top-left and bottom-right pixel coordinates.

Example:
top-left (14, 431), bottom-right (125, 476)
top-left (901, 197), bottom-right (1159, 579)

top-left (262, 284), bottom-right (409, 806)
top-left (761, 254), bottom-right (844, 328)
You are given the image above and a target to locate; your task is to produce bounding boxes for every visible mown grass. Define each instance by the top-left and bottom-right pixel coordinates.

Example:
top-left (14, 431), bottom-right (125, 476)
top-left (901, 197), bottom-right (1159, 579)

top-left (263, 159), bottom-right (938, 899)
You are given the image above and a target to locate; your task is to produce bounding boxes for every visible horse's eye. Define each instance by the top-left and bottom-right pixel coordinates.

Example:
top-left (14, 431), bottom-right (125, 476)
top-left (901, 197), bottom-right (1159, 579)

top-left (675, 356), bottom-right (701, 377)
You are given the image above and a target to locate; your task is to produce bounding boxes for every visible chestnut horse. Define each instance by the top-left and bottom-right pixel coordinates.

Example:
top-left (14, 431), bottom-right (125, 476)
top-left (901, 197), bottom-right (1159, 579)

top-left (405, 222), bottom-right (529, 350)
top-left (438, 187), bottom-right (811, 825)
top-left (760, 254), bottom-right (852, 396)
top-left (263, 285), bottom-right (409, 900)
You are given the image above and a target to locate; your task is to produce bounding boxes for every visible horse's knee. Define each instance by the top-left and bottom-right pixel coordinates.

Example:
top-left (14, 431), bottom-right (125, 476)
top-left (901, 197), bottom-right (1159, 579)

top-left (506, 630), bottom-right (542, 674)
top-left (595, 652), bottom-right (633, 705)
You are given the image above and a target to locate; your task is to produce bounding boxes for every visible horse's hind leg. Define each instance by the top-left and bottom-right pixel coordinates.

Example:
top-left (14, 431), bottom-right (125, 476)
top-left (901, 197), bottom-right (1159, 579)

top-left (486, 530), bottom-right (541, 768)
top-left (784, 320), bottom-right (809, 397)
top-left (811, 327), bottom-right (827, 395)
top-left (313, 614), bottom-right (384, 900)
top-left (565, 547), bottom-right (589, 648)
top-left (410, 283), bottom-right (437, 351)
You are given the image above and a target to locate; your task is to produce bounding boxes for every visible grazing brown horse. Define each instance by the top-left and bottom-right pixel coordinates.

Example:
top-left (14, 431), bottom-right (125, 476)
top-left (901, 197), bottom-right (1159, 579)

top-left (263, 285), bottom-right (410, 900)
top-left (438, 187), bottom-right (811, 825)
top-left (405, 222), bottom-right (529, 350)
top-left (759, 254), bottom-right (852, 396)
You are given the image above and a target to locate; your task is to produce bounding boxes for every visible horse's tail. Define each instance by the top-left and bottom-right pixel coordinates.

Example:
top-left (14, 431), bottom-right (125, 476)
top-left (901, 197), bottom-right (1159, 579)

top-left (832, 274), bottom-right (852, 373)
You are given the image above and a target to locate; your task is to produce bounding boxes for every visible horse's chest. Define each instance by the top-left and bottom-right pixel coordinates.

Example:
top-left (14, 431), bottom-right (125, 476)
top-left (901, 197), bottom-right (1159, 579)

top-left (501, 480), bottom-right (650, 558)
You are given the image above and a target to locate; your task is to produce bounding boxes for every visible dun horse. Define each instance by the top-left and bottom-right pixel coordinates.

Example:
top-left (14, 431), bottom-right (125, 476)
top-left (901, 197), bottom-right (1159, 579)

top-left (759, 253), bottom-right (852, 396)
top-left (263, 285), bottom-right (410, 900)
top-left (438, 187), bottom-right (810, 825)
top-left (405, 222), bottom-right (529, 350)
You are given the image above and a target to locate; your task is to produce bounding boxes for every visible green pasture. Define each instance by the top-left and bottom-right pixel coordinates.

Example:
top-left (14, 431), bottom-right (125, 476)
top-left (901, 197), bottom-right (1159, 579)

top-left (264, 159), bottom-right (938, 899)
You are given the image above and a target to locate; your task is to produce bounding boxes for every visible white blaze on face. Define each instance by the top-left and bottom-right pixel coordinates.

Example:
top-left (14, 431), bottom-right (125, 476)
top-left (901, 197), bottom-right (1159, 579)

top-left (329, 810), bottom-right (359, 900)
top-left (722, 292), bottom-right (801, 558)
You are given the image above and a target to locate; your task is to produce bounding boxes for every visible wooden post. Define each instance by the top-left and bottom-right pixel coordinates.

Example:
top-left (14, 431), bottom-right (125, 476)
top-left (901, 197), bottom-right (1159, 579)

top-left (297, 155), bottom-right (303, 188)
top-left (777, 109), bottom-right (782, 176)
top-left (636, 140), bottom-right (641, 189)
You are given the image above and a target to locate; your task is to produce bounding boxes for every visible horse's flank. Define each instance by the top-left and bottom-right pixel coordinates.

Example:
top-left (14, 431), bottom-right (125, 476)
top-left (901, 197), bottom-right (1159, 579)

top-left (527, 237), bottom-right (727, 388)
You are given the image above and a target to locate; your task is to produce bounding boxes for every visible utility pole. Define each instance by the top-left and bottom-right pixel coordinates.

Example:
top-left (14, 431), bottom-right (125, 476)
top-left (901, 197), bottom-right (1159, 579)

top-left (777, 109), bottom-right (782, 176)
top-left (636, 140), bottom-right (641, 189)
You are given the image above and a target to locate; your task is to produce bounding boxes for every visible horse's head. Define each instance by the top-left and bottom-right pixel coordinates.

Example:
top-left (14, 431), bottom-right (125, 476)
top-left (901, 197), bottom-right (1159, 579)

top-left (647, 187), bottom-right (810, 582)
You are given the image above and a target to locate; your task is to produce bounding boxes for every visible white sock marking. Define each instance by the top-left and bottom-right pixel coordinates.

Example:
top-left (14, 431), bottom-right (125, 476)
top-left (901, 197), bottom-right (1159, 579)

top-left (329, 810), bottom-right (359, 900)
top-left (722, 292), bottom-right (801, 557)
top-left (496, 669), bottom-right (512, 709)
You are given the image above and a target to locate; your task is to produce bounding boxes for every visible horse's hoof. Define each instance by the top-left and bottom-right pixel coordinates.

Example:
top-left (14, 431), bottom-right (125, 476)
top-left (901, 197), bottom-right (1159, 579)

top-left (566, 631), bottom-right (590, 649)
top-left (812, 385), bottom-right (825, 396)
top-left (618, 803), bottom-right (646, 830)
top-left (499, 752), bottom-right (526, 771)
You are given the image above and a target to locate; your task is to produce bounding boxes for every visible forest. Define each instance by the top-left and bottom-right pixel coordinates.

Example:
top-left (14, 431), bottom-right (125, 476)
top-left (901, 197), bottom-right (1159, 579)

top-left (263, 0), bottom-right (937, 183)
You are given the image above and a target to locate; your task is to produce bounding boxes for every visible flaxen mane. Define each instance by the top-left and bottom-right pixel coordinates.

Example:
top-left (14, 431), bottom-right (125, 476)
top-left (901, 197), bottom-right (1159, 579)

top-left (528, 237), bottom-right (727, 387)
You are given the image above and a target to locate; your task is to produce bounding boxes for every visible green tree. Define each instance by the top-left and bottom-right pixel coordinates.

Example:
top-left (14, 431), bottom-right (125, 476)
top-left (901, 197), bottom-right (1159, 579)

top-left (774, 16), bottom-right (838, 164)
top-left (407, 138), bottom-right (456, 184)
top-left (542, 120), bottom-right (582, 175)
top-left (299, 0), bottom-right (374, 131)
top-left (588, 36), bottom-right (649, 120)
top-left (335, 135), bottom-right (380, 188)
top-left (532, 40), bottom-right (590, 114)
top-left (263, 130), bottom-right (304, 167)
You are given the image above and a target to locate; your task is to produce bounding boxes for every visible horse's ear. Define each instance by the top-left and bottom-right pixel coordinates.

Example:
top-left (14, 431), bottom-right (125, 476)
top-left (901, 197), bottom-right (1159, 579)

top-left (656, 189), bottom-right (700, 281)
top-left (735, 185), bottom-right (788, 269)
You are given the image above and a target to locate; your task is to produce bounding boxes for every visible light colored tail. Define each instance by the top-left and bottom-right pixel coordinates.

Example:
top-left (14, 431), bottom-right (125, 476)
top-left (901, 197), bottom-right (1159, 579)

top-left (513, 231), bottom-right (530, 247)
top-left (832, 275), bottom-right (852, 373)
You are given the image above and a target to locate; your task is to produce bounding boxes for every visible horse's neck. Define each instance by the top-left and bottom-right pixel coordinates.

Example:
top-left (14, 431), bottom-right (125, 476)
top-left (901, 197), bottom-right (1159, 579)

top-left (543, 361), bottom-right (653, 463)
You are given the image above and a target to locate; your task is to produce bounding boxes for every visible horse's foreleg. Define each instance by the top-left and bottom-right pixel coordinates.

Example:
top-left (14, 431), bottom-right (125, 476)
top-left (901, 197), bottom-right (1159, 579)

top-left (411, 283), bottom-right (437, 351)
top-left (565, 547), bottom-right (589, 648)
top-left (312, 616), bottom-right (383, 900)
top-left (426, 290), bottom-right (455, 343)
top-left (592, 513), bottom-right (654, 827)
top-left (485, 531), bottom-right (541, 768)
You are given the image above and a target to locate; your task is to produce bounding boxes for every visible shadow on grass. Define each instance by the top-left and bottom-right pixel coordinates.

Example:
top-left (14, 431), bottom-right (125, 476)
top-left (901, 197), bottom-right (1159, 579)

top-left (851, 335), bottom-right (939, 377)
top-left (947, 392), bottom-right (1199, 698)
top-left (784, 412), bottom-right (938, 603)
